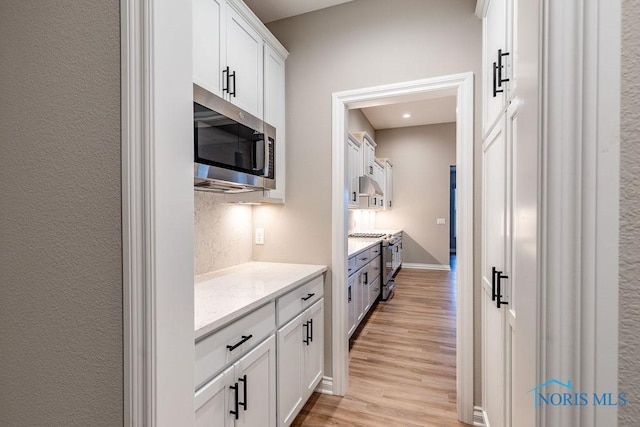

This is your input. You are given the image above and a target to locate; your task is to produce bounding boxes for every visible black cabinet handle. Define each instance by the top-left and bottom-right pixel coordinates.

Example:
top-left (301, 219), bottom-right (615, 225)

top-left (238, 375), bottom-right (247, 411)
top-left (496, 272), bottom-right (509, 308)
top-left (491, 267), bottom-right (498, 301)
top-left (369, 165), bottom-right (373, 175)
top-left (493, 62), bottom-right (504, 97)
top-left (229, 382), bottom-right (239, 419)
top-left (363, 272), bottom-right (368, 285)
top-left (497, 49), bottom-right (510, 85)
top-left (389, 200), bottom-right (392, 207)
top-left (303, 321), bottom-right (310, 345)
top-left (222, 66), bottom-right (230, 94)
top-left (353, 191), bottom-right (357, 202)
top-left (301, 293), bottom-right (315, 301)
top-left (309, 318), bottom-right (313, 342)
top-left (226, 334), bottom-right (253, 352)
top-left (359, 257), bottom-right (367, 261)
top-left (348, 285), bottom-right (352, 302)
top-left (230, 70), bottom-right (237, 97)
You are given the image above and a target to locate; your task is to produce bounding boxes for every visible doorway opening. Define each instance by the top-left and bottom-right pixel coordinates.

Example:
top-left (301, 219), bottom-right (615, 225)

top-left (331, 73), bottom-right (474, 424)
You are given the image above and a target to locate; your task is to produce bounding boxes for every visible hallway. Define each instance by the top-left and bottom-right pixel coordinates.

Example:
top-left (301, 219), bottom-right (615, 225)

top-left (292, 265), bottom-right (467, 426)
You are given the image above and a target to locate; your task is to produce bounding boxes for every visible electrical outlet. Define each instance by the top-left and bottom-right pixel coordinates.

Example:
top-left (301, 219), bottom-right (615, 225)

top-left (437, 218), bottom-right (446, 225)
top-left (255, 228), bottom-right (264, 245)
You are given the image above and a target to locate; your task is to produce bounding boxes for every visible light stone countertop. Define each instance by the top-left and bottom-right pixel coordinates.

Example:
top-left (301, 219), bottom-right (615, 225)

top-left (194, 261), bottom-right (327, 340)
top-left (347, 229), bottom-right (403, 258)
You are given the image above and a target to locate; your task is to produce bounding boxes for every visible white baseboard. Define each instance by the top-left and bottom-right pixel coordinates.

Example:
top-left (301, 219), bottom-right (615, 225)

top-left (315, 376), bottom-right (333, 395)
top-left (473, 406), bottom-right (487, 427)
top-left (402, 262), bottom-right (451, 271)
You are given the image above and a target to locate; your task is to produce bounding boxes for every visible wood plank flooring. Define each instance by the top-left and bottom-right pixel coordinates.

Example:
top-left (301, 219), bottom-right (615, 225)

top-left (292, 265), bottom-right (469, 427)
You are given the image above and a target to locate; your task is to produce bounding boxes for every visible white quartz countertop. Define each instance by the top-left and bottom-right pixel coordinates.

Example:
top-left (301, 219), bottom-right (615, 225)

top-left (194, 262), bottom-right (327, 340)
top-left (347, 239), bottom-right (381, 258)
top-left (347, 229), bottom-right (403, 258)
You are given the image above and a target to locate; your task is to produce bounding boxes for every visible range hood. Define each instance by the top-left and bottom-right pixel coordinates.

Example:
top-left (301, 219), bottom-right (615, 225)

top-left (359, 175), bottom-right (384, 197)
top-left (194, 164), bottom-right (263, 194)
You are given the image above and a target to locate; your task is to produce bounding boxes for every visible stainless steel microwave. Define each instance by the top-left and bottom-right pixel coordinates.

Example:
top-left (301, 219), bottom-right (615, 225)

top-left (193, 84), bottom-right (275, 193)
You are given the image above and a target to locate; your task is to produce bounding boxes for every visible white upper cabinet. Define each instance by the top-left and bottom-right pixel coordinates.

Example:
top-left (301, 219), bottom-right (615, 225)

top-left (384, 160), bottom-right (393, 210)
top-left (263, 44), bottom-right (287, 203)
top-left (363, 136), bottom-right (376, 178)
top-left (347, 134), bottom-right (361, 209)
top-left (193, 0), bottom-right (226, 98)
top-left (226, 5), bottom-right (264, 118)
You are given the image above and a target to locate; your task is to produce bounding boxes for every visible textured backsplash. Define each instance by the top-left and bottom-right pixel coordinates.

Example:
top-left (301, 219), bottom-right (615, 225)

top-left (194, 192), bottom-right (252, 276)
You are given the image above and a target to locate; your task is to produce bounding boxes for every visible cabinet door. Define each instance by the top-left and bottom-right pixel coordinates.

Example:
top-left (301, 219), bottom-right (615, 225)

top-left (193, 0), bottom-right (226, 97)
top-left (384, 163), bottom-right (393, 210)
top-left (195, 367), bottom-right (234, 427)
top-left (347, 137), bottom-right (360, 208)
top-left (235, 335), bottom-right (276, 427)
top-left (369, 275), bottom-right (380, 308)
top-left (347, 275), bottom-right (357, 337)
top-left (277, 313), bottom-right (304, 427)
top-left (482, 117), bottom-right (508, 427)
top-left (263, 45), bottom-right (286, 202)
top-left (483, 0), bottom-right (508, 134)
top-left (362, 139), bottom-right (375, 178)
top-left (302, 299), bottom-right (324, 398)
top-left (226, 6), bottom-right (264, 118)
top-left (357, 268), bottom-right (368, 321)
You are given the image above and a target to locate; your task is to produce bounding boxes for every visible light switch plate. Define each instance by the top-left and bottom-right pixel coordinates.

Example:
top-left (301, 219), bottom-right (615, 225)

top-left (437, 218), bottom-right (446, 225)
top-left (255, 228), bottom-right (264, 245)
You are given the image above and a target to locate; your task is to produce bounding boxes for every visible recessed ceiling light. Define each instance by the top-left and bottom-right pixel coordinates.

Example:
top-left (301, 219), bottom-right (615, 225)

top-left (403, 113), bottom-right (411, 119)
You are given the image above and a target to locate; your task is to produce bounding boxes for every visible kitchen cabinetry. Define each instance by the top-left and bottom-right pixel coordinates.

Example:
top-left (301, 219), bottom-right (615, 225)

top-left (196, 335), bottom-right (276, 427)
top-left (277, 283), bottom-right (324, 426)
top-left (263, 44), bottom-right (286, 202)
top-left (347, 244), bottom-right (381, 339)
top-left (195, 0), bottom-right (289, 204)
top-left (193, 0), bottom-right (263, 118)
top-left (384, 160), bottom-right (393, 210)
top-left (347, 134), bottom-right (362, 208)
top-left (362, 134), bottom-right (376, 178)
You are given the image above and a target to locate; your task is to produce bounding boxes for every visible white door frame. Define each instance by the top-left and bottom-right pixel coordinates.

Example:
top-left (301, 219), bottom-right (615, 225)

top-left (122, 0), bottom-right (195, 425)
top-left (330, 72), bottom-right (475, 424)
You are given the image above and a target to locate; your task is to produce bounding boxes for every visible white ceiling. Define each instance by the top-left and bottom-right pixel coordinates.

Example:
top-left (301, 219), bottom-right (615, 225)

top-left (243, 0), bottom-right (355, 23)
top-left (359, 95), bottom-right (457, 130)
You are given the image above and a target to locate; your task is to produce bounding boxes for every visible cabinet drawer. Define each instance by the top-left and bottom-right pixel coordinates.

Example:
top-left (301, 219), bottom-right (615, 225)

top-left (369, 244), bottom-right (382, 259)
top-left (354, 251), bottom-right (371, 271)
top-left (195, 301), bottom-right (275, 390)
top-left (368, 255), bottom-right (381, 281)
top-left (277, 275), bottom-right (324, 327)
top-left (347, 256), bottom-right (356, 276)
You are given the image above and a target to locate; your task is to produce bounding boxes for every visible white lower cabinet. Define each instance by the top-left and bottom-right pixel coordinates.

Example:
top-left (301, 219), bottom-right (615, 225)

top-left (347, 274), bottom-right (357, 337)
top-left (347, 245), bottom-right (381, 339)
top-left (277, 299), bottom-right (324, 427)
top-left (196, 335), bottom-right (276, 427)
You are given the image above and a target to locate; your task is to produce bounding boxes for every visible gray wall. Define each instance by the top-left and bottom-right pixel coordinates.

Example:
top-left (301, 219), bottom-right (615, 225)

top-left (348, 109), bottom-right (376, 137)
top-left (619, 0), bottom-right (640, 423)
top-left (253, 0), bottom-right (482, 399)
top-left (0, 1), bottom-right (123, 425)
top-left (375, 123), bottom-right (456, 267)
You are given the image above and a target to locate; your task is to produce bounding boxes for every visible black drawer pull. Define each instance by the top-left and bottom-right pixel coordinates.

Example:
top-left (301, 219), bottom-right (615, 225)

top-left (301, 293), bottom-right (315, 301)
top-left (229, 382), bottom-right (239, 419)
top-left (352, 191), bottom-right (357, 202)
top-left (238, 374), bottom-right (247, 411)
top-left (226, 334), bottom-right (253, 352)
top-left (497, 272), bottom-right (509, 308)
top-left (309, 318), bottom-right (313, 343)
top-left (348, 285), bottom-right (352, 302)
top-left (360, 257), bottom-right (367, 261)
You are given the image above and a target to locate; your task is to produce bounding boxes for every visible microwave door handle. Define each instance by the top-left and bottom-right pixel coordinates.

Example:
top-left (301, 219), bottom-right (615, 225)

top-left (264, 136), bottom-right (270, 177)
top-left (252, 135), bottom-right (265, 172)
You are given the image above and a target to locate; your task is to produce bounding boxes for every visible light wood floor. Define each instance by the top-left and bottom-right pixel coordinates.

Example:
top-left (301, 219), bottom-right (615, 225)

top-left (292, 264), bottom-right (469, 427)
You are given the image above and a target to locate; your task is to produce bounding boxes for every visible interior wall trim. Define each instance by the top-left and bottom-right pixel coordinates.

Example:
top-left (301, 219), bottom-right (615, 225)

top-left (402, 263), bottom-right (452, 271)
top-left (331, 72), bottom-right (475, 424)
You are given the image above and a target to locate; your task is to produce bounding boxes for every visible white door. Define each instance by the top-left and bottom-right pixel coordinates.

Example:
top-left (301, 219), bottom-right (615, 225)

top-left (236, 336), bottom-right (276, 427)
top-left (226, 6), bottom-right (263, 118)
top-left (356, 267), bottom-right (366, 323)
top-left (347, 137), bottom-right (360, 208)
top-left (195, 366), bottom-right (234, 427)
top-left (482, 117), bottom-right (509, 427)
top-left (263, 44), bottom-right (286, 202)
top-left (302, 300), bottom-right (324, 397)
